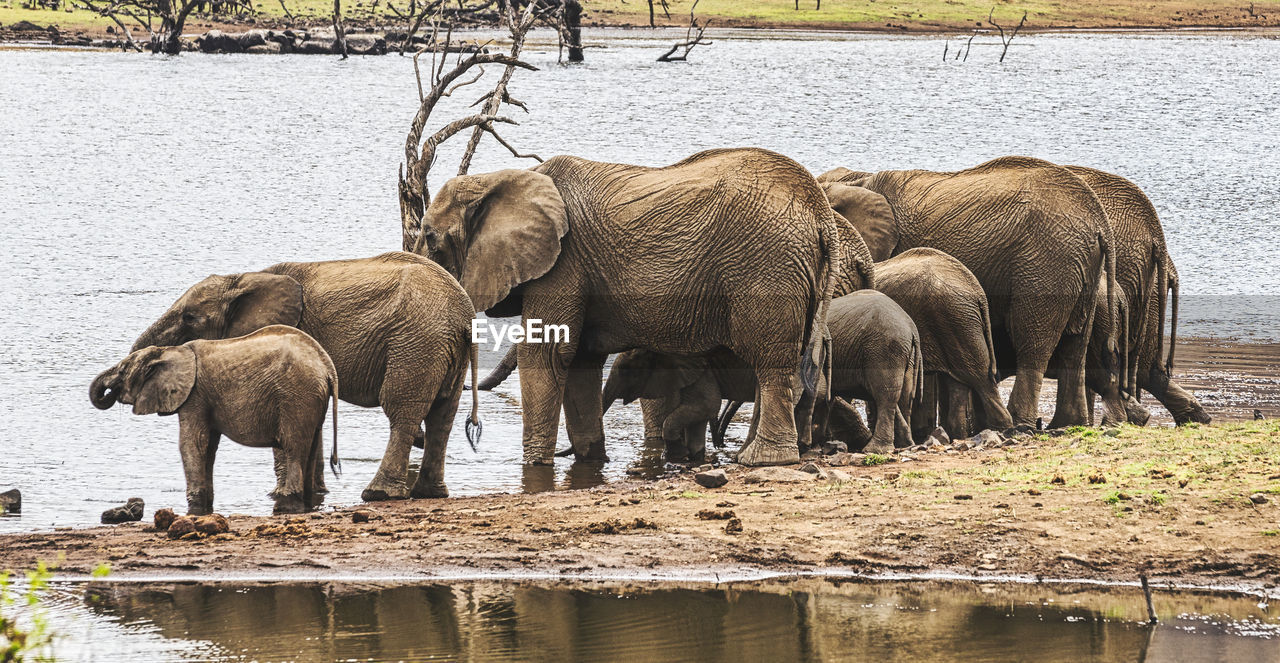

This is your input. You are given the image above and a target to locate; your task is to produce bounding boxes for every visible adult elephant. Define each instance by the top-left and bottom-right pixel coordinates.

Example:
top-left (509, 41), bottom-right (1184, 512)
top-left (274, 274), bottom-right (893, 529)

top-left (819, 157), bottom-right (1119, 429)
top-left (402, 148), bottom-right (842, 467)
top-left (1064, 166), bottom-right (1209, 425)
top-left (92, 252), bottom-right (479, 502)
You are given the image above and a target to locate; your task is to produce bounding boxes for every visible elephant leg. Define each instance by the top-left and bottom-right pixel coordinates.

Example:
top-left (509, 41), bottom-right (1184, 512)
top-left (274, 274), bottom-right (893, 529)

top-left (273, 430), bottom-right (310, 515)
top-left (1124, 392), bottom-right (1152, 426)
top-left (304, 428), bottom-right (322, 509)
top-left (969, 377), bottom-right (1013, 433)
top-left (361, 409), bottom-right (420, 502)
top-left (683, 421), bottom-right (708, 463)
top-left (310, 437), bottom-right (328, 496)
top-left (827, 397), bottom-right (873, 449)
top-left (660, 380), bottom-right (718, 463)
top-left (912, 374), bottom-right (938, 441)
top-left (519, 331), bottom-right (577, 465)
top-left (893, 407), bottom-right (914, 449)
top-left (1049, 330), bottom-right (1092, 429)
top-left (641, 398), bottom-right (673, 447)
top-left (270, 448), bottom-right (287, 498)
top-left (411, 369), bottom-right (466, 499)
top-left (865, 395), bottom-right (897, 455)
top-left (1087, 364), bottom-right (1127, 428)
top-left (941, 376), bottom-right (972, 439)
top-left (178, 416), bottom-right (217, 516)
top-left (1142, 364), bottom-right (1211, 425)
top-left (736, 370), bottom-right (801, 466)
top-left (563, 351), bottom-right (608, 462)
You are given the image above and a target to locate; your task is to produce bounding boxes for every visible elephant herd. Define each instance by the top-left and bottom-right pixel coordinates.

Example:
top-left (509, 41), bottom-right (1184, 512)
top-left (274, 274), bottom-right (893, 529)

top-left (87, 147), bottom-right (1209, 516)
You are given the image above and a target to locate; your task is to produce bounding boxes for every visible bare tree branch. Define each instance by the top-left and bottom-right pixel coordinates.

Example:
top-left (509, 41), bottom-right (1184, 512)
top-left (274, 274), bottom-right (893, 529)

top-left (657, 0), bottom-right (711, 62)
top-left (988, 7), bottom-right (1027, 63)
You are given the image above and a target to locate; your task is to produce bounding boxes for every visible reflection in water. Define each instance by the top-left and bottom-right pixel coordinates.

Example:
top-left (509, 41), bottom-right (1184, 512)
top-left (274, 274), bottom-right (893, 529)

top-left (41, 579), bottom-right (1277, 662)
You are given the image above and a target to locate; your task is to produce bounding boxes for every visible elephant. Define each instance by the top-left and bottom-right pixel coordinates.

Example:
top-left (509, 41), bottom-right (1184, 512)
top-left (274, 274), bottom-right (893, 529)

top-left (105, 252), bottom-right (480, 502)
top-left (872, 248), bottom-right (1014, 439)
top-left (89, 326), bottom-right (339, 515)
top-left (819, 157), bottom-right (1120, 429)
top-left (817, 290), bottom-right (923, 453)
top-left (601, 348), bottom-right (755, 462)
top-left (403, 148), bottom-right (862, 467)
top-left (1064, 166), bottom-right (1209, 425)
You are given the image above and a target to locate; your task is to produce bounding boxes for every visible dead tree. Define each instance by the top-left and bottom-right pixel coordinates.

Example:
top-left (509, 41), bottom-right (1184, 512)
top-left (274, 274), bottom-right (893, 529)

top-left (657, 0), bottom-right (711, 62)
top-left (647, 0), bottom-right (669, 27)
top-left (399, 2), bottom-right (541, 255)
top-left (333, 0), bottom-right (349, 58)
top-left (76, 0), bottom-right (250, 53)
top-left (988, 7), bottom-right (1027, 63)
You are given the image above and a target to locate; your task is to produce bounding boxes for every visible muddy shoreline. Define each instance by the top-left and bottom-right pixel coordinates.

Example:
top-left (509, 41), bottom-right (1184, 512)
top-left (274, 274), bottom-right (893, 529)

top-left (3, 340), bottom-right (1277, 593)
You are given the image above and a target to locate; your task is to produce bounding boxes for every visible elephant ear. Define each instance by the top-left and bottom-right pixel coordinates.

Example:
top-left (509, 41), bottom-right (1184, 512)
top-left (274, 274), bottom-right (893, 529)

top-left (653, 355), bottom-right (708, 395)
top-left (816, 167), bottom-right (872, 185)
top-left (823, 182), bottom-right (897, 262)
top-left (440, 169), bottom-right (568, 313)
top-left (132, 346), bottom-right (196, 416)
top-left (225, 272), bottom-right (303, 338)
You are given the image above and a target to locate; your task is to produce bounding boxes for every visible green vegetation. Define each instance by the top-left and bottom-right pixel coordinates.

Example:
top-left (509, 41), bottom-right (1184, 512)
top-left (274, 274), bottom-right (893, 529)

top-left (862, 453), bottom-right (889, 466)
top-left (0, 562), bottom-right (55, 663)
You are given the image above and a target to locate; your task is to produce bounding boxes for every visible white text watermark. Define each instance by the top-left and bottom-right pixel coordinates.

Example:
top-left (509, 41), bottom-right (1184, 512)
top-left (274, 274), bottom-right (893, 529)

top-left (472, 318), bottom-right (570, 351)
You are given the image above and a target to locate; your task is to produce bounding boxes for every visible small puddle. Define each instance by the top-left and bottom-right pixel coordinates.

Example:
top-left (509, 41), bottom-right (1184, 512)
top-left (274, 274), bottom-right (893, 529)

top-left (20, 578), bottom-right (1280, 661)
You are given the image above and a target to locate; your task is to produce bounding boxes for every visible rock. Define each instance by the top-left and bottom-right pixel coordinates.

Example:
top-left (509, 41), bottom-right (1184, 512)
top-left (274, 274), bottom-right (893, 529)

top-left (352, 509), bottom-right (383, 523)
top-left (954, 441), bottom-right (971, 451)
top-left (694, 464), bottom-right (713, 473)
top-left (800, 449), bottom-right (823, 461)
top-left (969, 429), bottom-right (1002, 448)
top-left (798, 462), bottom-right (821, 474)
top-left (167, 516), bottom-right (196, 539)
top-left (154, 508), bottom-right (176, 531)
top-left (724, 518), bottom-right (743, 534)
top-left (953, 494), bottom-right (973, 500)
top-left (825, 468), bottom-right (852, 483)
top-left (827, 452), bottom-right (856, 467)
top-left (743, 467), bottom-right (816, 484)
top-left (101, 497), bottom-right (144, 524)
top-left (694, 469), bottom-right (728, 489)
top-left (928, 427), bottom-right (950, 446)
top-left (696, 509), bottom-right (735, 520)
top-left (1249, 493), bottom-right (1269, 505)
top-left (0, 489), bottom-right (20, 515)
top-left (194, 514), bottom-right (230, 535)
top-left (1103, 428), bottom-right (1121, 437)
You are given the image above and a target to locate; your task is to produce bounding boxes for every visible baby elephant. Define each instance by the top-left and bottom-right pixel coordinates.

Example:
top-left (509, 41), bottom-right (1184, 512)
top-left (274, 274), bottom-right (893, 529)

top-left (90, 325), bottom-right (339, 516)
top-left (819, 290), bottom-right (923, 454)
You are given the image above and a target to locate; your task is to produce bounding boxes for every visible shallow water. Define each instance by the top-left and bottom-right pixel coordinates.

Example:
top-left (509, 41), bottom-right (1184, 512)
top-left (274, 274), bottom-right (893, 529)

top-left (1, 30), bottom-right (1279, 531)
top-left (16, 578), bottom-right (1278, 661)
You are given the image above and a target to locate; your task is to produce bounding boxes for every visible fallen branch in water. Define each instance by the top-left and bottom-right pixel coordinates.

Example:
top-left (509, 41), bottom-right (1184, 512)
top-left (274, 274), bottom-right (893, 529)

top-left (657, 0), bottom-right (711, 62)
top-left (988, 7), bottom-right (1027, 63)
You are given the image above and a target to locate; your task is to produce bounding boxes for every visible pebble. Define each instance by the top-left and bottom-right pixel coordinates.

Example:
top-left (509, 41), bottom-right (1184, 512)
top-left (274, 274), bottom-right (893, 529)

top-left (928, 427), bottom-right (950, 446)
top-left (969, 429), bottom-right (1003, 448)
top-left (101, 497), bottom-right (144, 524)
top-left (798, 462), bottom-right (821, 474)
top-left (1249, 493), bottom-right (1269, 505)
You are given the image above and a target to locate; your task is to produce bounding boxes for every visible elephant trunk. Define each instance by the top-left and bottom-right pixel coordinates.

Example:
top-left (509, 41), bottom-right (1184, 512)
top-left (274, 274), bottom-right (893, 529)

top-left (90, 366), bottom-right (121, 410)
top-left (601, 372), bottom-right (628, 415)
top-left (131, 306), bottom-right (182, 352)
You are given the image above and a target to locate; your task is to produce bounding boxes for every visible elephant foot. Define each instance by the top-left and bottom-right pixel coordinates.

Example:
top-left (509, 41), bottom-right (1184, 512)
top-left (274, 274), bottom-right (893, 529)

top-left (1125, 398), bottom-right (1151, 426)
top-left (522, 440), bottom-right (557, 466)
top-left (736, 438), bottom-right (800, 467)
top-left (410, 482), bottom-right (449, 499)
top-left (313, 484), bottom-right (330, 496)
top-left (862, 441), bottom-right (894, 456)
top-left (411, 427), bottom-right (427, 450)
top-left (572, 438), bottom-right (609, 463)
top-left (273, 493), bottom-right (307, 515)
top-left (361, 478), bottom-right (410, 502)
top-left (1046, 412), bottom-right (1087, 430)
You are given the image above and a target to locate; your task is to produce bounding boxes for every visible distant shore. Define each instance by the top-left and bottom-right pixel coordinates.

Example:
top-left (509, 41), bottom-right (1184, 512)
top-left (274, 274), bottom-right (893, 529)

top-left (3, 0), bottom-right (1278, 50)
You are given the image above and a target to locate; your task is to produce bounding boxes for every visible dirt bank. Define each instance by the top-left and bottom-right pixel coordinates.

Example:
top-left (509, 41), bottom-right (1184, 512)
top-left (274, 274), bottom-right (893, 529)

top-left (4, 418), bottom-right (1277, 593)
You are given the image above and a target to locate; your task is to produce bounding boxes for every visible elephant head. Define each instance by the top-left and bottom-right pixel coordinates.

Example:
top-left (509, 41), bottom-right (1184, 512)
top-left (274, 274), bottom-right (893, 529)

top-left (816, 167), bottom-right (872, 186)
top-left (409, 169), bottom-right (568, 315)
top-left (90, 345), bottom-right (196, 415)
top-left (823, 182), bottom-right (898, 263)
top-left (602, 350), bottom-right (708, 414)
top-left (130, 272), bottom-right (303, 352)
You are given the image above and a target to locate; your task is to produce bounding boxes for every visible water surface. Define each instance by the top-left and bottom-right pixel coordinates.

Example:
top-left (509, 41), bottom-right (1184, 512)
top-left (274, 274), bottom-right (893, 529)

top-left (1, 30), bottom-right (1278, 531)
top-left (22, 578), bottom-right (1279, 661)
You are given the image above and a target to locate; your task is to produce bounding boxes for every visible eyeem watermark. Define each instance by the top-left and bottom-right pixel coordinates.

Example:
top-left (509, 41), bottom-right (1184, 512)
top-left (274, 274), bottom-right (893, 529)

top-left (472, 318), bottom-right (570, 351)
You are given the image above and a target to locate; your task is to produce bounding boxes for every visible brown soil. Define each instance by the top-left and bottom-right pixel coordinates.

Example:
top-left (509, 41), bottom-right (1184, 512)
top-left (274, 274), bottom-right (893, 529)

top-left (3, 338), bottom-right (1277, 591)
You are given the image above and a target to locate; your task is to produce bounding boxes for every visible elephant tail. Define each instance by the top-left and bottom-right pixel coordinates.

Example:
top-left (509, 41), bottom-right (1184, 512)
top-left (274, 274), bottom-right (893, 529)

top-left (909, 333), bottom-right (924, 406)
top-left (979, 292), bottom-right (999, 386)
top-left (1099, 229), bottom-right (1120, 388)
top-left (477, 345), bottom-right (518, 391)
top-left (328, 371), bottom-right (341, 477)
top-left (1166, 260), bottom-right (1180, 373)
top-left (465, 341), bottom-right (483, 451)
top-left (801, 210), bottom-right (843, 397)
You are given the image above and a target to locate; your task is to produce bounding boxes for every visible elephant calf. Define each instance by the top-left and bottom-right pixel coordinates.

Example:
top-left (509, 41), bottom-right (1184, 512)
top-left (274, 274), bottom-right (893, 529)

top-left (819, 290), bottom-right (923, 454)
top-left (91, 326), bottom-right (339, 516)
top-left (874, 248), bottom-right (1014, 439)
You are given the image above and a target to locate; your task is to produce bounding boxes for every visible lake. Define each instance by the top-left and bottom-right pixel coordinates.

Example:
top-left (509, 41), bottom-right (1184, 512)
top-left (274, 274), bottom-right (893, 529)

top-left (1, 29), bottom-right (1278, 531)
top-left (17, 577), bottom-right (1280, 661)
